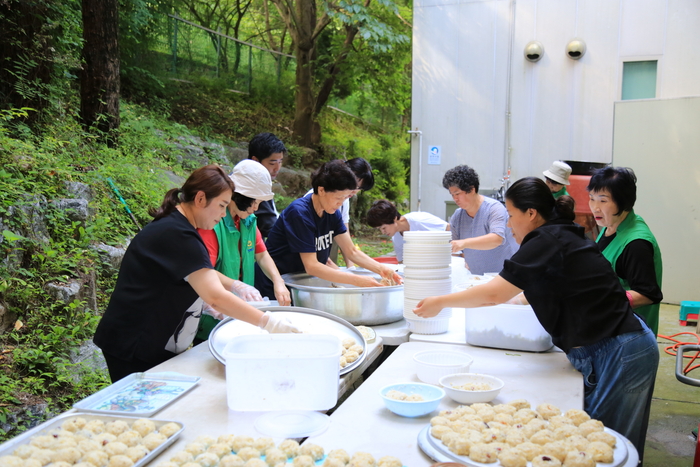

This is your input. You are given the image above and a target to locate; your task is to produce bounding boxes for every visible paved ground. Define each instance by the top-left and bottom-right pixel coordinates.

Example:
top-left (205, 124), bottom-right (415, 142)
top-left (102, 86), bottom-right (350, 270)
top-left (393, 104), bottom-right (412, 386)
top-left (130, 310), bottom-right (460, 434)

top-left (644, 303), bottom-right (700, 466)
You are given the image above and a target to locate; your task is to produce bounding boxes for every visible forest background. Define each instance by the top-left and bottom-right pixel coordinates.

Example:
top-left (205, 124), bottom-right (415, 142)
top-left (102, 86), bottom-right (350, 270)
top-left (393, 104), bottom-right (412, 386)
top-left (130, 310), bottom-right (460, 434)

top-left (0, 0), bottom-right (410, 440)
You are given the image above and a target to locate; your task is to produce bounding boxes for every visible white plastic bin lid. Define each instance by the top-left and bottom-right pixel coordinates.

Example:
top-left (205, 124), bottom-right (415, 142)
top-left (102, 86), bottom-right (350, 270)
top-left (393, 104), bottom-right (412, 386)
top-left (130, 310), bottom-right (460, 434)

top-left (254, 410), bottom-right (330, 438)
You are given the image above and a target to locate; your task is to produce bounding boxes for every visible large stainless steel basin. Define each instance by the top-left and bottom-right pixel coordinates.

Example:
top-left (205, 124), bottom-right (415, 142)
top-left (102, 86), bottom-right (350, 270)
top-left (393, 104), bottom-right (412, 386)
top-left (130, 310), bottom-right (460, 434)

top-left (282, 270), bottom-right (404, 325)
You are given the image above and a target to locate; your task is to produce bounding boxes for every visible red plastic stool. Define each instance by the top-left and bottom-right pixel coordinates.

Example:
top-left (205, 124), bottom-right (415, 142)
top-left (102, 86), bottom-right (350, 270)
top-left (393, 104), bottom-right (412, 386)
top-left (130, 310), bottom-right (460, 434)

top-left (680, 301), bottom-right (700, 326)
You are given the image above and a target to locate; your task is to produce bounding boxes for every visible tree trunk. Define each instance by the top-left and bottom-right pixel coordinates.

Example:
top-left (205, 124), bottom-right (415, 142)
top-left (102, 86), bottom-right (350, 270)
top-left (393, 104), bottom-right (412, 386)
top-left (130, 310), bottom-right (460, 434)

top-left (291, 0), bottom-right (318, 146)
top-left (80, 0), bottom-right (120, 143)
top-left (293, 46), bottom-right (315, 146)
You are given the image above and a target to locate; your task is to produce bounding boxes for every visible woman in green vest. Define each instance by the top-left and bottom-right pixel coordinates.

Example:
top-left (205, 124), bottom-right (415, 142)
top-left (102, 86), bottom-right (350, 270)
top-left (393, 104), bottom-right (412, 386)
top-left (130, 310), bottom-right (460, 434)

top-left (588, 166), bottom-right (663, 335)
top-left (543, 160), bottom-right (572, 199)
top-left (195, 159), bottom-right (291, 342)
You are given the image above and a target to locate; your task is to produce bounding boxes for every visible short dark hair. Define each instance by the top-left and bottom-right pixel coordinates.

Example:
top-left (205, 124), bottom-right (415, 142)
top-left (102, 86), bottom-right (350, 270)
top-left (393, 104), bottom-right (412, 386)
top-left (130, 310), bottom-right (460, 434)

top-left (587, 167), bottom-right (637, 215)
top-left (311, 159), bottom-right (358, 194)
top-left (366, 199), bottom-right (400, 227)
top-left (248, 132), bottom-right (287, 161)
top-left (442, 165), bottom-right (480, 193)
top-left (506, 177), bottom-right (575, 222)
top-left (346, 158), bottom-right (375, 191)
top-left (233, 192), bottom-right (255, 212)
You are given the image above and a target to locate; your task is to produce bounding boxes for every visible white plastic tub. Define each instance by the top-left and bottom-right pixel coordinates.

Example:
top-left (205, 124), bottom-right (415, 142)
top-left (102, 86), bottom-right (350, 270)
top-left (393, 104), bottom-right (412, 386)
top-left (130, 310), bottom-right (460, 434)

top-left (223, 334), bottom-right (341, 411)
top-left (464, 304), bottom-right (553, 352)
top-left (413, 350), bottom-right (473, 384)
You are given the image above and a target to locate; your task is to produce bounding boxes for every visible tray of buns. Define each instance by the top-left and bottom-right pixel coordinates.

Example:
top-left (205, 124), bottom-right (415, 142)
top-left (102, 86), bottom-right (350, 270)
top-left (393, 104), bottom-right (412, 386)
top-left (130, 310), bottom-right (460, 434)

top-left (0, 412), bottom-right (183, 467)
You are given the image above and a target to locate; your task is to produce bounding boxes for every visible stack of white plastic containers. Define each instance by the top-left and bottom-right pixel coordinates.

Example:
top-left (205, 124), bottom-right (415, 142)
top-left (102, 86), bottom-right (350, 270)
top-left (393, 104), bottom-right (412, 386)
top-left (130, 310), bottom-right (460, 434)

top-left (402, 231), bottom-right (453, 334)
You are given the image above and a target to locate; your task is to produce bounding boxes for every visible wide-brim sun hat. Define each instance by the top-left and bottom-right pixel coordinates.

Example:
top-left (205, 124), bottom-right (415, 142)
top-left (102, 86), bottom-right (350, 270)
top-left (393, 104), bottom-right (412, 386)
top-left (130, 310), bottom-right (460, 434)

top-left (231, 159), bottom-right (274, 201)
top-left (543, 160), bottom-right (572, 185)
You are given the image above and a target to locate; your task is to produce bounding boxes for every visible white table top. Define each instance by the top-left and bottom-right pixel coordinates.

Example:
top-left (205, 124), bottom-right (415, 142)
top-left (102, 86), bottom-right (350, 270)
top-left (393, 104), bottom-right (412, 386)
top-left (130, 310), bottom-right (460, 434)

top-left (372, 318), bottom-right (411, 345)
top-left (305, 341), bottom-right (584, 465)
top-left (145, 337), bottom-right (383, 460)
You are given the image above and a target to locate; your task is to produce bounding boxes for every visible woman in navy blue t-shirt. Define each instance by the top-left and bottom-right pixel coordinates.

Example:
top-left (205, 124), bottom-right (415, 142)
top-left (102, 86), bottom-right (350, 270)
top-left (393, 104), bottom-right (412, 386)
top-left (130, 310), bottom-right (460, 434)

top-left (257, 160), bottom-right (401, 298)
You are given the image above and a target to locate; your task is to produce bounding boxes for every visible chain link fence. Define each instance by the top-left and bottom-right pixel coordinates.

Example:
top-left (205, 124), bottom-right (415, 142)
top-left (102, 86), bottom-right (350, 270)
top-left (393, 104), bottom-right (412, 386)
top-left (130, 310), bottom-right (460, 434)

top-left (142, 14), bottom-right (296, 94)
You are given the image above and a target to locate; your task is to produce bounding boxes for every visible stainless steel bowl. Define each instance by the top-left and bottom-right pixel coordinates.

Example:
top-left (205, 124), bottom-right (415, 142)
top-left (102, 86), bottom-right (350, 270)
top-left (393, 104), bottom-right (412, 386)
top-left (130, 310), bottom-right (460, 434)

top-left (282, 270), bottom-right (404, 325)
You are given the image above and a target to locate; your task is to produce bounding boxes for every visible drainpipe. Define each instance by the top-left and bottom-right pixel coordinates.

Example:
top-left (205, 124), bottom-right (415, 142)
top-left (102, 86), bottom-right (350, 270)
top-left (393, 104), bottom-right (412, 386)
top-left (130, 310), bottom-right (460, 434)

top-left (407, 129), bottom-right (423, 211)
top-left (502, 0), bottom-right (516, 189)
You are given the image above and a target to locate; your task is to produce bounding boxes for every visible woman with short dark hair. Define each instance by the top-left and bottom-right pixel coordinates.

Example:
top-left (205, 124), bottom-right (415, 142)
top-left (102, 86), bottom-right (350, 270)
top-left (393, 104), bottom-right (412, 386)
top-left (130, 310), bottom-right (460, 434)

top-left (414, 177), bottom-right (658, 461)
top-left (257, 160), bottom-right (401, 298)
top-left (588, 167), bottom-right (663, 335)
top-left (443, 165), bottom-right (518, 274)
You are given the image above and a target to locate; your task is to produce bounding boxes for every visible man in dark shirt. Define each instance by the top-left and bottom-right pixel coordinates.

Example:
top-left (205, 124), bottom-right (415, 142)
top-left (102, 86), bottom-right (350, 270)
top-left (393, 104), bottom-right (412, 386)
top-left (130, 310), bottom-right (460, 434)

top-left (248, 132), bottom-right (286, 238)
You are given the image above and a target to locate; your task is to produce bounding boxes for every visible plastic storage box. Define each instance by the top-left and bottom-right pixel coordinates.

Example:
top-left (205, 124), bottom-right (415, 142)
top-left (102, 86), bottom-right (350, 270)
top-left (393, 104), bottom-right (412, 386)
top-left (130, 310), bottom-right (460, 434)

top-left (464, 304), bottom-right (553, 352)
top-left (223, 334), bottom-right (341, 411)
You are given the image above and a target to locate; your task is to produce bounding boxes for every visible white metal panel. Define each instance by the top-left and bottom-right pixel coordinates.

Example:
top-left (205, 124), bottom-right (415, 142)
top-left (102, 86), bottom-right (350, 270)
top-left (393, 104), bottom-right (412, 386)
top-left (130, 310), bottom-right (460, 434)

top-left (619, 0), bottom-right (667, 57)
top-left (509, 0), bottom-right (580, 182)
top-left (612, 97), bottom-right (700, 303)
top-left (411, 0), bottom-right (511, 216)
top-left (568, 0), bottom-right (621, 163)
top-left (411, 0), bottom-right (700, 219)
top-left (658, 0), bottom-right (700, 97)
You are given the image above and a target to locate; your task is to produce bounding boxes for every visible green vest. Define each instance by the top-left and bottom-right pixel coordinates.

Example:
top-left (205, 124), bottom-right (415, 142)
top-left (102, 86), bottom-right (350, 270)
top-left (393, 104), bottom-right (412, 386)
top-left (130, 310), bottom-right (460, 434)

top-left (553, 186), bottom-right (570, 199)
top-left (214, 209), bottom-right (258, 285)
top-left (596, 210), bottom-right (663, 335)
top-left (196, 210), bottom-right (258, 341)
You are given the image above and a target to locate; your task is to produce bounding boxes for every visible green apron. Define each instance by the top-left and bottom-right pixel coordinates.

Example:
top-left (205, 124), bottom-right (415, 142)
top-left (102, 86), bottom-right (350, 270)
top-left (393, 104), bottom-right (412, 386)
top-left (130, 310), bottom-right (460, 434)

top-left (196, 210), bottom-right (258, 341)
top-left (553, 186), bottom-right (570, 199)
top-left (596, 210), bottom-right (663, 335)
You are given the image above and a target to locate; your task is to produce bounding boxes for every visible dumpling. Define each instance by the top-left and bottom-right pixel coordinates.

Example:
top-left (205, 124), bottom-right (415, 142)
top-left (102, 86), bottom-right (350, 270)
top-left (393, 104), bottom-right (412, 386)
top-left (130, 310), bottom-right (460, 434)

top-left (132, 418), bottom-right (156, 437)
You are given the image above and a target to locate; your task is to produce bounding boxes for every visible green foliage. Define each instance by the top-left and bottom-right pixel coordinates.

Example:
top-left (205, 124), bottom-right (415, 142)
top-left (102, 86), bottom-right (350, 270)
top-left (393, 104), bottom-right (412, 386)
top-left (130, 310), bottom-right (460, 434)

top-left (0, 98), bottom-right (223, 442)
top-left (0, 0), bottom-right (413, 442)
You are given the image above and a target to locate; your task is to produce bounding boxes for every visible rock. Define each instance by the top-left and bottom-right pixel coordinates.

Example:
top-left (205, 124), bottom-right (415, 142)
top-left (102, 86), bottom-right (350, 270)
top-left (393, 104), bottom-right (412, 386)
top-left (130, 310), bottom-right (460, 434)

top-left (154, 168), bottom-right (186, 189)
top-left (0, 402), bottom-right (55, 438)
top-left (68, 341), bottom-right (108, 375)
top-left (64, 181), bottom-right (93, 201)
top-left (173, 135), bottom-right (227, 167)
top-left (92, 242), bottom-right (127, 276)
top-left (299, 147), bottom-right (319, 166)
top-left (0, 301), bottom-right (17, 335)
top-left (45, 279), bottom-right (82, 304)
top-left (226, 147), bottom-right (249, 165)
top-left (276, 167), bottom-right (312, 198)
top-left (51, 198), bottom-right (91, 223)
top-left (7, 194), bottom-right (50, 244)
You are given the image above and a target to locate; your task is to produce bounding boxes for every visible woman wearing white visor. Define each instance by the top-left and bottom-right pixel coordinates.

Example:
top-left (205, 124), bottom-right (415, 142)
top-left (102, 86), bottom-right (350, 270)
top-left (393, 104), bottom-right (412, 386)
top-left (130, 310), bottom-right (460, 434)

top-left (195, 159), bottom-right (292, 342)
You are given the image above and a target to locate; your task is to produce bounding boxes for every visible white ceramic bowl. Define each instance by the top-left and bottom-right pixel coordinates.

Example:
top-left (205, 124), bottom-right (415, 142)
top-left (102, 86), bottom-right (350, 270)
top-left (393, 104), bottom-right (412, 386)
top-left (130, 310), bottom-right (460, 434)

top-left (380, 382), bottom-right (445, 417)
top-left (439, 373), bottom-right (504, 404)
top-left (413, 350), bottom-right (474, 384)
top-left (406, 318), bottom-right (451, 335)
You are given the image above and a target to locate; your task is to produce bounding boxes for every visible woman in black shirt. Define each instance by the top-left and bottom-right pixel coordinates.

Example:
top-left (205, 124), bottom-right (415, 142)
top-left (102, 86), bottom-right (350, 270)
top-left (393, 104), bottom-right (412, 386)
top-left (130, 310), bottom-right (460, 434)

top-left (415, 177), bottom-right (658, 462)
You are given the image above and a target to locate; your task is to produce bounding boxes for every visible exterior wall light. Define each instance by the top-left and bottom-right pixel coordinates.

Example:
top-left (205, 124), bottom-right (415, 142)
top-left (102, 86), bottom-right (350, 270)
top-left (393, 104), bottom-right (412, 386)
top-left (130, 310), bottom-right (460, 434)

top-left (524, 41), bottom-right (545, 62)
top-left (566, 39), bottom-right (587, 60)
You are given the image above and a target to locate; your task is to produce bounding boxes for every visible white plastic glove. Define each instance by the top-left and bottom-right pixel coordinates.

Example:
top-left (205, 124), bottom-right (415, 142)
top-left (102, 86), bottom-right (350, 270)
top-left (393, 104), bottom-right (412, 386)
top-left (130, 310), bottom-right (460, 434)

top-left (202, 302), bottom-right (225, 320)
top-left (230, 280), bottom-right (263, 302)
top-left (259, 311), bottom-right (302, 333)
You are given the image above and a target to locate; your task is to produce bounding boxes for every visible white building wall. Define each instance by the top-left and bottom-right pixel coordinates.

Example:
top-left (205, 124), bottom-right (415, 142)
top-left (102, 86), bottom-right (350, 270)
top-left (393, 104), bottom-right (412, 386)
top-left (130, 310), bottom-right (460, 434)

top-left (411, 0), bottom-right (700, 218)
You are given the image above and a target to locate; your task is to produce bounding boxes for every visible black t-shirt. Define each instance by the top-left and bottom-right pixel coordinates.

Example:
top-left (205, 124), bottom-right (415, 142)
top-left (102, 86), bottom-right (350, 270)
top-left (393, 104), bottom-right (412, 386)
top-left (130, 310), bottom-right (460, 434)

top-left (499, 219), bottom-right (642, 352)
top-left (93, 210), bottom-right (212, 364)
top-left (256, 199), bottom-right (277, 238)
top-left (597, 235), bottom-right (663, 303)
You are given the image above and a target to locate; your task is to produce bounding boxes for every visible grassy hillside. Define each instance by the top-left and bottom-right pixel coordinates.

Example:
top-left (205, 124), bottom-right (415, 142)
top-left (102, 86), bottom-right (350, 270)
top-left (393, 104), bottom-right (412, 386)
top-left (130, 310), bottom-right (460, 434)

top-left (0, 78), bottom-right (403, 440)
